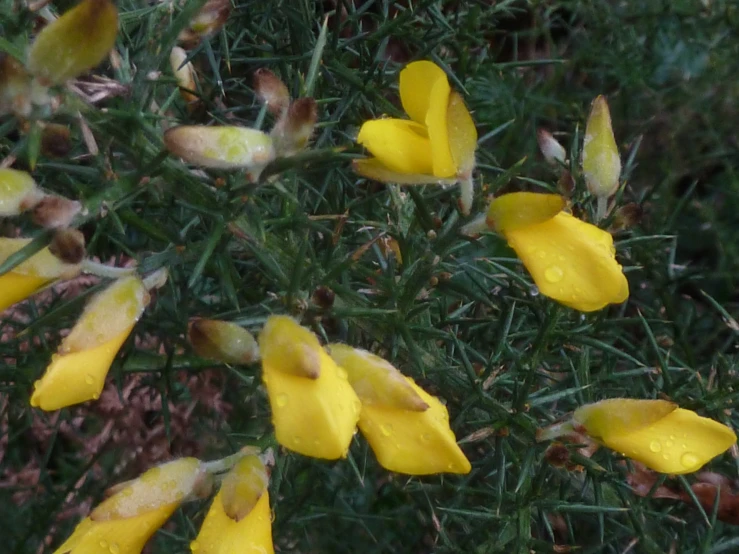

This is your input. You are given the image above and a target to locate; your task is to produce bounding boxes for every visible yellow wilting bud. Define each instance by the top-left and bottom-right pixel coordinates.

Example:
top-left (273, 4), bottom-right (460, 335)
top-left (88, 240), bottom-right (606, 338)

top-left (571, 399), bottom-right (737, 474)
top-left (164, 126), bottom-right (276, 177)
top-left (258, 316), bottom-right (361, 460)
top-left (191, 455), bottom-right (274, 554)
top-left (485, 192), bottom-right (629, 312)
top-left (178, 0), bottom-right (232, 47)
top-left (253, 68), bottom-right (290, 116)
top-left (270, 98), bottom-right (318, 157)
top-left (0, 237), bottom-right (81, 313)
top-left (53, 458), bottom-right (210, 554)
top-left (582, 95), bottom-right (621, 199)
top-left (170, 47), bottom-right (199, 108)
top-left (31, 275), bottom-right (151, 411)
top-left (354, 60), bottom-right (478, 213)
top-left (31, 195), bottom-right (82, 229)
top-left (27, 0), bottom-right (119, 86)
top-left (328, 344), bottom-right (471, 475)
top-left (188, 319), bottom-right (260, 365)
top-left (537, 129), bottom-right (567, 166)
top-left (0, 169), bottom-right (43, 216)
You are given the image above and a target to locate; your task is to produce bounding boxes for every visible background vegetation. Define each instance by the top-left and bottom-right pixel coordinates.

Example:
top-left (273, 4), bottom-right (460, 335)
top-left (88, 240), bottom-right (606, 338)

top-left (2, 0), bottom-right (739, 552)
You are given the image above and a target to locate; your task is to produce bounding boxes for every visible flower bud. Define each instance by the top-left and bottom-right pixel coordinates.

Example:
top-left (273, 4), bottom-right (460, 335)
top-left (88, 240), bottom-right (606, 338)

top-left (270, 98), bottom-right (317, 156)
top-left (40, 123), bottom-right (73, 158)
top-left (178, 0), bottom-right (231, 47)
top-left (188, 318), bottom-right (260, 364)
top-left (0, 169), bottom-right (42, 216)
top-left (582, 95), bottom-right (621, 198)
top-left (609, 202), bottom-right (644, 232)
top-left (27, 0), bottom-right (119, 85)
top-left (49, 228), bottom-right (86, 265)
top-left (170, 46), bottom-right (199, 108)
top-left (0, 54), bottom-right (34, 117)
top-left (537, 128), bottom-right (567, 166)
top-left (32, 195), bottom-right (82, 228)
top-left (253, 68), bottom-right (290, 116)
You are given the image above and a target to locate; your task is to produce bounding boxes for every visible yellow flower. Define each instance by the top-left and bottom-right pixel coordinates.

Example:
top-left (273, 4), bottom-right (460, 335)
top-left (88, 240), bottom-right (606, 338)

top-left (354, 60), bottom-right (477, 213)
top-left (54, 458), bottom-right (209, 554)
top-left (258, 316), bottom-right (361, 460)
top-left (0, 237), bottom-right (81, 313)
top-left (582, 95), bottom-right (621, 199)
top-left (486, 192), bottom-right (629, 312)
top-left (0, 169), bottom-right (42, 216)
top-left (191, 455), bottom-right (274, 554)
top-left (27, 0), bottom-right (119, 86)
top-left (31, 275), bottom-right (150, 411)
top-left (327, 344), bottom-right (471, 475)
top-left (572, 399), bottom-right (737, 474)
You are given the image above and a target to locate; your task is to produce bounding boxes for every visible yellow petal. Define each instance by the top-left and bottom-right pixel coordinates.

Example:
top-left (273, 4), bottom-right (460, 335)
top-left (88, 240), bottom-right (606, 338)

top-left (356, 119), bottom-right (433, 175)
top-left (582, 95), bottom-right (621, 198)
top-left (0, 169), bottom-right (40, 216)
top-left (0, 272), bottom-right (51, 313)
top-left (28, 0), bottom-right (118, 85)
top-left (54, 458), bottom-right (204, 554)
top-left (358, 377), bottom-right (471, 475)
top-left (573, 398), bottom-right (678, 439)
top-left (61, 276), bottom-right (149, 353)
top-left (192, 490), bottom-right (274, 554)
top-left (164, 126), bottom-right (276, 170)
top-left (188, 319), bottom-right (260, 365)
top-left (447, 91), bottom-right (477, 177)
top-left (504, 212), bottom-right (629, 311)
top-left (260, 316), bottom-right (361, 459)
top-left (398, 61), bottom-right (448, 125)
top-left (326, 344), bottom-right (428, 411)
top-left (352, 159), bottom-right (446, 185)
top-left (603, 408), bottom-right (737, 474)
top-left (425, 75), bottom-right (455, 178)
top-left (486, 192), bottom-right (565, 233)
top-left (30, 324), bottom-right (134, 411)
top-left (220, 455), bottom-right (269, 522)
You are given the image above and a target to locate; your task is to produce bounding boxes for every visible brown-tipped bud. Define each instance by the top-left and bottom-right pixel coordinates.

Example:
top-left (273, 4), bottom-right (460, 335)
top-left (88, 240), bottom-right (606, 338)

top-left (311, 285), bottom-right (335, 309)
top-left (41, 123), bottom-right (72, 158)
top-left (545, 442), bottom-right (572, 468)
top-left (32, 195), bottom-right (82, 229)
top-left (188, 318), bottom-right (260, 365)
top-left (0, 54), bottom-right (34, 117)
top-left (178, 0), bottom-right (231, 47)
top-left (253, 68), bottom-right (290, 116)
top-left (537, 128), bottom-right (567, 166)
top-left (271, 98), bottom-right (318, 156)
top-left (170, 47), bottom-right (199, 109)
top-left (609, 202), bottom-right (644, 232)
top-left (49, 228), bottom-right (86, 264)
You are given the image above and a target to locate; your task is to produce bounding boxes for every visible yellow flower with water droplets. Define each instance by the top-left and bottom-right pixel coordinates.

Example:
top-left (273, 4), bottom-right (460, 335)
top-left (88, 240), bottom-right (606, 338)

top-left (31, 275), bottom-right (150, 411)
top-left (486, 192), bottom-right (629, 312)
top-left (191, 455), bottom-right (274, 554)
top-left (571, 398), bottom-right (737, 474)
top-left (0, 237), bottom-right (81, 313)
top-left (258, 316), bottom-right (361, 460)
top-left (328, 344), bottom-right (471, 475)
top-left (53, 458), bottom-right (209, 554)
top-left (354, 60), bottom-right (477, 213)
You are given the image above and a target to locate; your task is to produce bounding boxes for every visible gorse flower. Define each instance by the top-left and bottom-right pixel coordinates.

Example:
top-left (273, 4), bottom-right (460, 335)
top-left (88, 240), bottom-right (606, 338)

top-left (354, 60), bottom-right (477, 214)
top-left (328, 344), bottom-right (471, 475)
top-left (258, 315), bottom-right (361, 460)
top-left (0, 237), bottom-right (81, 313)
top-left (0, 168), bottom-right (42, 216)
top-left (53, 458), bottom-right (210, 554)
top-left (191, 455), bottom-right (274, 554)
top-left (31, 275), bottom-right (151, 411)
top-left (188, 318), bottom-right (260, 365)
top-left (540, 399), bottom-right (737, 475)
top-left (486, 192), bottom-right (629, 312)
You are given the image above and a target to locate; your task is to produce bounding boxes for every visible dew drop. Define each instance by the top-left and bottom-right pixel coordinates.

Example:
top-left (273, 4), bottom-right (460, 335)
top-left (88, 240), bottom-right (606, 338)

top-left (649, 440), bottom-right (662, 453)
top-left (681, 452), bottom-right (700, 469)
top-left (99, 540), bottom-right (108, 550)
top-left (85, 374), bottom-right (95, 385)
top-left (109, 543), bottom-right (120, 554)
top-left (544, 266), bottom-right (564, 283)
top-left (529, 286), bottom-right (540, 297)
top-left (275, 393), bottom-right (288, 408)
top-left (92, 392), bottom-right (100, 400)
top-left (665, 440), bottom-right (674, 448)
top-left (420, 432), bottom-right (432, 443)
top-left (662, 454), bottom-right (670, 460)
top-left (380, 423), bottom-right (393, 437)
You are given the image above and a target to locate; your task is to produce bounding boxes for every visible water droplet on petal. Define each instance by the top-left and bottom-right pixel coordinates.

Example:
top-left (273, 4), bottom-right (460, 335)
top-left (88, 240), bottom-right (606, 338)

top-left (293, 436), bottom-right (302, 446)
top-left (380, 423), bottom-right (393, 437)
top-left (275, 393), bottom-right (288, 408)
top-left (420, 432), bottom-right (432, 443)
top-left (529, 286), bottom-right (540, 297)
top-left (649, 440), bottom-right (662, 453)
top-left (109, 543), bottom-right (120, 554)
top-left (544, 266), bottom-right (564, 283)
top-left (681, 452), bottom-right (700, 469)
top-left (85, 373), bottom-right (94, 385)
top-left (99, 541), bottom-right (108, 550)
top-left (665, 440), bottom-right (673, 448)
top-left (537, 250), bottom-right (547, 259)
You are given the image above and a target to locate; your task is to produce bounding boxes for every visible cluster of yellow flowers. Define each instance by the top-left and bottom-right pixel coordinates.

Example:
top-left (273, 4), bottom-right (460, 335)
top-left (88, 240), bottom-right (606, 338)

top-left (1, 1), bottom-right (737, 553)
